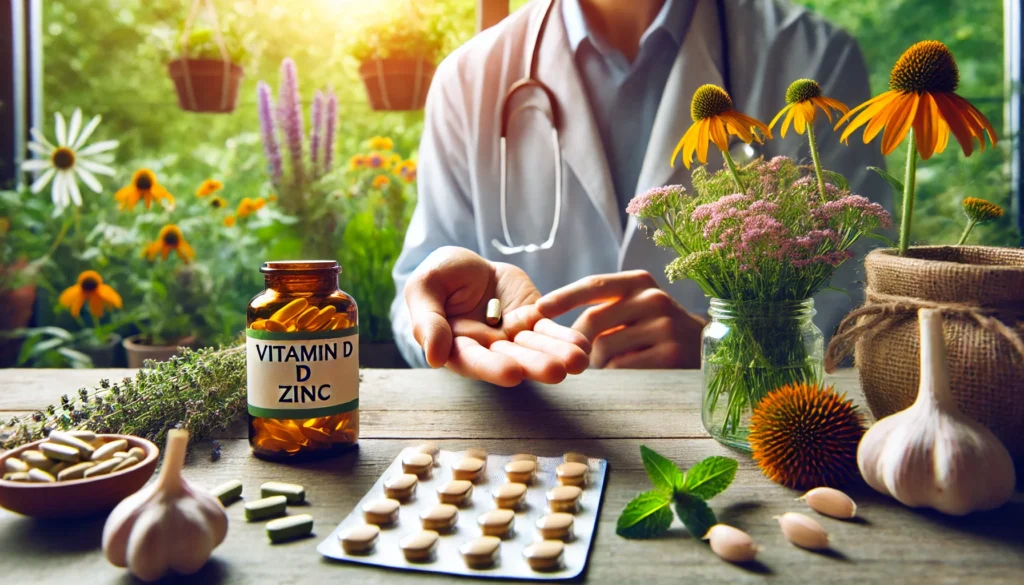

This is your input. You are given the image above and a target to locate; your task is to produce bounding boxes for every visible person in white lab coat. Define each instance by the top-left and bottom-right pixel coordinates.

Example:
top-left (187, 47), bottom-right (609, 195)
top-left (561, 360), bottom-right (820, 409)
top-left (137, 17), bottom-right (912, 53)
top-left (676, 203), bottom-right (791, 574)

top-left (391, 0), bottom-right (888, 385)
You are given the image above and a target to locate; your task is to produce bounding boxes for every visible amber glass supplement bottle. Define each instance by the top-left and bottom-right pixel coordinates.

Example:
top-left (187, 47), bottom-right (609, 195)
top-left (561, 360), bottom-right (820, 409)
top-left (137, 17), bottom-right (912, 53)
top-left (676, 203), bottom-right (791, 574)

top-left (246, 261), bottom-right (358, 460)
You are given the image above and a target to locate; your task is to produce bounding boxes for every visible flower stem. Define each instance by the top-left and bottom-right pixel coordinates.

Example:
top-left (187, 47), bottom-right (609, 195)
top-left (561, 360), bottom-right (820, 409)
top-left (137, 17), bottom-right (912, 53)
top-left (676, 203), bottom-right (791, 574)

top-left (898, 130), bottom-right (918, 255)
top-left (722, 148), bottom-right (747, 193)
top-left (955, 219), bottom-right (977, 246)
top-left (807, 124), bottom-right (827, 202)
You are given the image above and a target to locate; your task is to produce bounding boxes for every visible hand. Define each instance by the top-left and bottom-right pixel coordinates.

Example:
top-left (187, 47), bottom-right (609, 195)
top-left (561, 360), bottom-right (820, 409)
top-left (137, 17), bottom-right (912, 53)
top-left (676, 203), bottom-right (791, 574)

top-left (536, 270), bottom-right (705, 369)
top-left (404, 246), bottom-right (591, 386)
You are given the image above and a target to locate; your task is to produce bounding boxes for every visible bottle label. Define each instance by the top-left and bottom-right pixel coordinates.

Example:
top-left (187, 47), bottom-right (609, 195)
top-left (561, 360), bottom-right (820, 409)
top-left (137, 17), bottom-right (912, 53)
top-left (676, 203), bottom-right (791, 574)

top-left (246, 327), bottom-right (359, 419)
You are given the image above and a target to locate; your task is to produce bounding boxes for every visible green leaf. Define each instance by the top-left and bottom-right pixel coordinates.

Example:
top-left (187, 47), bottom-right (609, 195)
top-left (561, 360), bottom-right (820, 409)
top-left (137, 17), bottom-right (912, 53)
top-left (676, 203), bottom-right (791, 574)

top-left (616, 489), bottom-right (673, 539)
top-left (863, 231), bottom-right (898, 247)
top-left (640, 445), bottom-right (684, 492)
top-left (821, 170), bottom-right (850, 191)
top-left (679, 456), bottom-right (738, 500)
top-left (868, 166), bottom-right (904, 194)
top-left (674, 494), bottom-right (717, 539)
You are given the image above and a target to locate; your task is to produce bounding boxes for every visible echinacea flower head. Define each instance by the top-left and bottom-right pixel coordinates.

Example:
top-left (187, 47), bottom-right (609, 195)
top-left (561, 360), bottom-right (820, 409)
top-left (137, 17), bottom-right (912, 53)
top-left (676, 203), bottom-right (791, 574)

top-left (369, 136), bottom-right (394, 151)
top-left (59, 270), bottom-right (122, 319)
top-left (208, 195), bottom-right (228, 210)
top-left (143, 224), bottom-right (194, 263)
top-left (21, 109), bottom-right (117, 214)
top-left (115, 169), bottom-right (174, 211)
top-left (195, 179), bottom-right (223, 197)
top-left (836, 41), bottom-right (996, 159)
top-left (672, 85), bottom-right (772, 169)
top-left (961, 197), bottom-right (1003, 224)
top-left (769, 79), bottom-right (850, 138)
top-left (372, 175), bottom-right (391, 189)
top-left (368, 153), bottom-right (384, 168)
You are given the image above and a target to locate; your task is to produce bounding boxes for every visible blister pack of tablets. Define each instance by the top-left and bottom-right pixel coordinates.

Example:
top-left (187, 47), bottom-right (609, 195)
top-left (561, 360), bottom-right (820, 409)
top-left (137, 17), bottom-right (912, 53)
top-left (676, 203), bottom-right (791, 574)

top-left (317, 445), bottom-right (608, 580)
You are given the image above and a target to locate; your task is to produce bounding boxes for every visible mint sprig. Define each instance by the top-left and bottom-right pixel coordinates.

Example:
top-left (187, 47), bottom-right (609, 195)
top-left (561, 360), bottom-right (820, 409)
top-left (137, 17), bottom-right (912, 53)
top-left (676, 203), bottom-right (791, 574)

top-left (616, 446), bottom-right (739, 540)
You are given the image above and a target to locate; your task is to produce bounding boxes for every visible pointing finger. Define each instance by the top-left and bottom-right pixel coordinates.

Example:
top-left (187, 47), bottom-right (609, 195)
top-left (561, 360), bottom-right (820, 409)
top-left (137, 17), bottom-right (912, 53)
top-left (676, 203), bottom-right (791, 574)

top-left (536, 270), bottom-right (659, 318)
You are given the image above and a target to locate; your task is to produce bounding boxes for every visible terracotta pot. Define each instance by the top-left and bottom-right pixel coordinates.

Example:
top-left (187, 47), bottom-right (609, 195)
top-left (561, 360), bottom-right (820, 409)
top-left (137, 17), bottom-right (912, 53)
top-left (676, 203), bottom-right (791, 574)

top-left (123, 334), bottom-right (198, 368)
top-left (75, 333), bottom-right (123, 368)
top-left (831, 246), bottom-right (1024, 457)
top-left (168, 58), bottom-right (243, 113)
top-left (358, 58), bottom-right (436, 111)
top-left (0, 263), bottom-right (37, 368)
top-left (359, 341), bottom-right (409, 368)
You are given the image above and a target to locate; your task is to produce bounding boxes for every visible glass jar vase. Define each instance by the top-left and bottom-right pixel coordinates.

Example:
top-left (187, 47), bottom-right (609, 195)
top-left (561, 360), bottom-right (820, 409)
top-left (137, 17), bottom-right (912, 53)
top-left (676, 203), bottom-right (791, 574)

top-left (701, 298), bottom-right (823, 451)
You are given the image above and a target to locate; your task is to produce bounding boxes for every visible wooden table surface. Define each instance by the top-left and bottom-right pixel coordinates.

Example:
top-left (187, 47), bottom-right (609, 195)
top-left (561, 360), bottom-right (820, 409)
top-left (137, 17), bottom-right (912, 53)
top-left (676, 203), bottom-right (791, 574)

top-left (0, 368), bottom-right (1022, 585)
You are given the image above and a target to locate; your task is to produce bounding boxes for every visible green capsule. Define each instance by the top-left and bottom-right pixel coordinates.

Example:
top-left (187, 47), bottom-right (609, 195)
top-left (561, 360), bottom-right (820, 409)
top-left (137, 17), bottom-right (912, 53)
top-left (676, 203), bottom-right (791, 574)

top-left (211, 480), bottom-right (244, 506)
top-left (266, 514), bottom-right (314, 543)
top-left (260, 481), bottom-right (305, 504)
top-left (245, 495), bottom-right (288, 522)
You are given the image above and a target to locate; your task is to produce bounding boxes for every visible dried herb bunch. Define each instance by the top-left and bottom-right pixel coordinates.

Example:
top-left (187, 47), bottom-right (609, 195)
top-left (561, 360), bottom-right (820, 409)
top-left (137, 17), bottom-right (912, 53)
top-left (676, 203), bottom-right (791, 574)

top-left (1, 346), bottom-right (245, 450)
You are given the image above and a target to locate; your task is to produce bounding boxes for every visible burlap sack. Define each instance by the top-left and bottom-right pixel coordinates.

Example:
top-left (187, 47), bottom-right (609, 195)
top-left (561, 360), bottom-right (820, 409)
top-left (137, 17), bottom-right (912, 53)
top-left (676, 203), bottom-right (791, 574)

top-left (825, 246), bottom-right (1024, 457)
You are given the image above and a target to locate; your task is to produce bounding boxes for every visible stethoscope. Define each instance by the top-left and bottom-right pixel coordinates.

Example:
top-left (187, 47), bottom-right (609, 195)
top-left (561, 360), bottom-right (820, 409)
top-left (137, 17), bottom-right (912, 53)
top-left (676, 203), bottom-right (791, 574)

top-left (492, 0), bottom-right (734, 255)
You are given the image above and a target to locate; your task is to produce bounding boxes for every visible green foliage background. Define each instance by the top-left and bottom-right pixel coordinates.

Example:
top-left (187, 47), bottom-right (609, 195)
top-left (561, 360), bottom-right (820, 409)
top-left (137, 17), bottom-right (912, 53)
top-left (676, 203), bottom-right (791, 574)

top-left (21, 0), bottom-right (1020, 360)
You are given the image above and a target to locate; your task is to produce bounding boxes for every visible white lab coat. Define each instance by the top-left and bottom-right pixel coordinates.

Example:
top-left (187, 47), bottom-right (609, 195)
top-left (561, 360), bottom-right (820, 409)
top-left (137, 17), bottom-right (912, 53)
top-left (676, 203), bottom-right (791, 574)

top-left (391, 0), bottom-right (889, 368)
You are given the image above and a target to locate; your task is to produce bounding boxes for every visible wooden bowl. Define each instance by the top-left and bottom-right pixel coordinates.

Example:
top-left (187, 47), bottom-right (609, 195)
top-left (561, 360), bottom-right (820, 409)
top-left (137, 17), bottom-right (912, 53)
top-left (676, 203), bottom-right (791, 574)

top-left (0, 434), bottom-right (159, 518)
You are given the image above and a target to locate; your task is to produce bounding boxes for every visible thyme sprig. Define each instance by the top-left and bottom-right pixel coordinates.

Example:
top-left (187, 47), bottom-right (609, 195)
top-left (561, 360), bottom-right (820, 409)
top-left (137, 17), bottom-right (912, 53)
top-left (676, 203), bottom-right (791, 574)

top-left (1, 345), bottom-right (246, 450)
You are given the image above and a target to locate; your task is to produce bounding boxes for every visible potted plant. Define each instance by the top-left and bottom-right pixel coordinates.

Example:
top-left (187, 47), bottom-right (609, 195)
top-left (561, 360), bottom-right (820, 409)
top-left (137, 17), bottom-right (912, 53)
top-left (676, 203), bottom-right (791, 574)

top-left (824, 41), bottom-right (1024, 458)
top-left (166, 4), bottom-right (252, 114)
top-left (122, 224), bottom-right (221, 367)
top-left (347, 6), bottom-right (445, 111)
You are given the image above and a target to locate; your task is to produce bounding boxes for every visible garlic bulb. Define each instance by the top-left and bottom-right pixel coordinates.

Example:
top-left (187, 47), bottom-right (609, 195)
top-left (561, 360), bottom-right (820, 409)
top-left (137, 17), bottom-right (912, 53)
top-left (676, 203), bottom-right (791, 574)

top-left (102, 430), bottom-right (228, 581)
top-left (857, 309), bottom-right (1016, 516)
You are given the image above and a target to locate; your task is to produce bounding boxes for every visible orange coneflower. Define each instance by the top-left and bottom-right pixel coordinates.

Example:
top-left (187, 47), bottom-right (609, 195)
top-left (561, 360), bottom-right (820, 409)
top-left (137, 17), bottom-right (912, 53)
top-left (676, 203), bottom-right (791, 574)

top-left (208, 195), bottom-right (228, 210)
top-left (224, 215), bottom-right (237, 227)
top-left (115, 169), bottom-right (174, 211)
top-left (143, 224), bottom-right (195, 263)
top-left (236, 196), bottom-right (266, 219)
top-left (671, 84), bottom-right (771, 191)
top-left (195, 178), bottom-right (223, 197)
top-left (835, 41), bottom-right (997, 255)
top-left (836, 41), bottom-right (996, 159)
top-left (372, 175), bottom-right (390, 189)
top-left (770, 79), bottom-right (849, 201)
top-left (956, 197), bottom-right (1004, 245)
top-left (348, 154), bottom-right (367, 170)
top-left (369, 136), bottom-right (393, 151)
top-left (58, 270), bottom-right (123, 319)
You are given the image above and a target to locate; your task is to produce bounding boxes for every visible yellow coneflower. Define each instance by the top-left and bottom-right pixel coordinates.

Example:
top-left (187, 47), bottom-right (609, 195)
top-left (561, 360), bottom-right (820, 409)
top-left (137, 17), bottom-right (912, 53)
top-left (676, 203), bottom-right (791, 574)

top-left (770, 79), bottom-right (849, 201)
top-left (348, 154), bottom-right (368, 170)
top-left (195, 178), bottom-right (223, 197)
top-left (956, 197), bottom-right (1004, 245)
top-left (208, 195), bottom-right (228, 210)
top-left (398, 160), bottom-right (417, 183)
top-left (115, 169), bottom-right (174, 211)
top-left (58, 270), bottom-right (122, 319)
top-left (835, 41), bottom-right (997, 255)
top-left (143, 224), bottom-right (195, 263)
top-left (369, 136), bottom-right (393, 151)
top-left (386, 154), bottom-right (402, 170)
top-left (224, 215), bottom-right (237, 227)
top-left (372, 175), bottom-right (390, 189)
top-left (671, 84), bottom-right (771, 191)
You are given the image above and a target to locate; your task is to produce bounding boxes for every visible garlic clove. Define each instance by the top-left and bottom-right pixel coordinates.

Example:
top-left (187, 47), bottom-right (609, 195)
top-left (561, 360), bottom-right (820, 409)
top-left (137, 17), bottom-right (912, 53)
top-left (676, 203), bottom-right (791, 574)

top-left (702, 524), bottom-right (759, 562)
top-left (857, 309), bottom-right (1017, 516)
top-left (800, 487), bottom-right (857, 519)
top-left (776, 512), bottom-right (830, 550)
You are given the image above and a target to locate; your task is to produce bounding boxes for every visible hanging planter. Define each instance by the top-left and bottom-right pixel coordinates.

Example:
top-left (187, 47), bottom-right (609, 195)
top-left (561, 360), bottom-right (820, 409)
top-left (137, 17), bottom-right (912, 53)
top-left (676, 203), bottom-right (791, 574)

top-left (348, 1), bottom-right (444, 112)
top-left (167, 0), bottom-right (246, 114)
top-left (358, 58), bottom-right (435, 111)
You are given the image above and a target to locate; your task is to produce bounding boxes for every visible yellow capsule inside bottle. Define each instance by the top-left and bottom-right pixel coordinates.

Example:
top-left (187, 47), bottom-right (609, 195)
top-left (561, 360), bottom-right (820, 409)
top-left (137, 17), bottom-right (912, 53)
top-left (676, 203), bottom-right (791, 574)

top-left (246, 260), bottom-right (359, 460)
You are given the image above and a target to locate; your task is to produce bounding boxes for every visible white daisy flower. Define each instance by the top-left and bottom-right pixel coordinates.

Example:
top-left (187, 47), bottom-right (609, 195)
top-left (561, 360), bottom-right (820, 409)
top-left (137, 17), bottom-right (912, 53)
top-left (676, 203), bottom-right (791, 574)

top-left (21, 108), bottom-right (118, 214)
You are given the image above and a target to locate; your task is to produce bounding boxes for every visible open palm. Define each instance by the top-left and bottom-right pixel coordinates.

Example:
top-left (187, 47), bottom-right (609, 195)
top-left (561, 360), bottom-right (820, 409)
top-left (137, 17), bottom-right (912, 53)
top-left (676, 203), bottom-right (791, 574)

top-left (405, 247), bottom-right (590, 386)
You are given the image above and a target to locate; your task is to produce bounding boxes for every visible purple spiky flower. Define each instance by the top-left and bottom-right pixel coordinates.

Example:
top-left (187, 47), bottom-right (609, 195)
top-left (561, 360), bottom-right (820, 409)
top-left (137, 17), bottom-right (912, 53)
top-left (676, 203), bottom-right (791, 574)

top-left (323, 89), bottom-right (338, 173)
top-left (256, 81), bottom-right (282, 183)
top-left (310, 90), bottom-right (324, 177)
top-left (278, 58), bottom-right (305, 182)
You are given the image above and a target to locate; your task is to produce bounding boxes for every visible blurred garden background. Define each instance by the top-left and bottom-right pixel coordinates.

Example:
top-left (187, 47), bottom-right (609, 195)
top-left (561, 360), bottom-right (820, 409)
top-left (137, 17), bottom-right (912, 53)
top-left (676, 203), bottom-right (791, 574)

top-left (0, 0), bottom-right (1019, 368)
